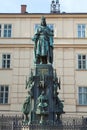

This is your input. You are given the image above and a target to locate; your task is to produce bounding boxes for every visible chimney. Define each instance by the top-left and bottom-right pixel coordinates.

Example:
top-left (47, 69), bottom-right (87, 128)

top-left (21, 5), bottom-right (27, 13)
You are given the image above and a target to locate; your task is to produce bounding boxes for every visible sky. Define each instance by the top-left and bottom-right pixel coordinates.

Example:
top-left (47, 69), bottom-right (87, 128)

top-left (0, 0), bottom-right (87, 13)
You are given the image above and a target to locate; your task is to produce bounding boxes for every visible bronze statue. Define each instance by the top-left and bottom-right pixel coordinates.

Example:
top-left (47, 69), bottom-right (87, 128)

top-left (53, 70), bottom-right (60, 96)
top-left (32, 16), bottom-right (54, 64)
top-left (36, 91), bottom-right (48, 114)
top-left (22, 91), bottom-right (31, 122)
top-left (53, 92), bottom-right (64, 122)
top-left (22, 16), bottom-right (64, 124)
top-left (55, 92), bottom-right (64, 113)
top-left (26, 70), bottom-right (34, 97)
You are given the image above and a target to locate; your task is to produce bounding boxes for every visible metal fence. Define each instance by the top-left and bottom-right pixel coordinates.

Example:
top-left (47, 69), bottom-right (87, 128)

top-left (0, 114), bottom-right (22, 130)
top-left (0, 115), bottom-right (87, 130)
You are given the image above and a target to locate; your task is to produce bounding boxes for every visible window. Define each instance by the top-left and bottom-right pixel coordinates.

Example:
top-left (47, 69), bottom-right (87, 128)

top-left (0, 24), bottom-right (1, 37)
top-left (34, 24), bottom-right (39, 31)
top-left (4, 24), bottom-right (12, 37)
top-left (2, 54), bottom-right (11, 69)
top-left (79, 87), bottom-right (87, 105)
top-left (77, 54), bottom-right (87, 70)
top-left (0, 24), bottom-right (12, 38)
top-left (47, 24), bottom-right (54, 30)
top-left (0, 85), bottom-right (9, 104)
top-left (77, 24), bottom-right (86, 38)
top-left (34, 24), bottom-right (54, 31)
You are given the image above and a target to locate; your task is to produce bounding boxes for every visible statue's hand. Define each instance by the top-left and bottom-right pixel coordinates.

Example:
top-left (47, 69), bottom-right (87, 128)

top-left (32, 38), bottom-right (37, 43)
top-left (32, 37), bottom-right (35, 41)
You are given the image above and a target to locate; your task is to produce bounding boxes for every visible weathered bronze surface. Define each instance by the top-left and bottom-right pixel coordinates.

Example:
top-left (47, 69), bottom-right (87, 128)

top-left (22, 16), bottom-right (64, 125)
top-left (32, 16), bottom-right (54, 64)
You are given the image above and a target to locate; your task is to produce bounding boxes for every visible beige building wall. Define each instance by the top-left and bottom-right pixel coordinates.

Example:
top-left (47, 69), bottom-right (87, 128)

top-left (0, 14), bottom-right (87, 116)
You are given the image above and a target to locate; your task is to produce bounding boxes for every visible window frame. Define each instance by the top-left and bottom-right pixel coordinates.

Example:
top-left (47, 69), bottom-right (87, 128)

top-left (78, 87), bottom-right (87, 105)
top-left (77, 54), bottom-right (87, 70)
top-left (0, 24), bottom-right (2, 37)
top-left (34, 23), bottom-right (54, 31)
top-left (0, 85), bottom-right (9, 104)
top-left (3, 24), bottom-right (12, 38)
top-left (2, 54), bottom-right (11, 69)
top-left (77, 24), bottom-right (86, 38)
top-left (0, 24), bottom-right (12, 38)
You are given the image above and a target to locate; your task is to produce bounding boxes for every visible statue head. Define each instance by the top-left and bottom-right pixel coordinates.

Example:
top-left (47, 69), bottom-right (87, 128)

top-left (41, 16), bottom-right (46, 26)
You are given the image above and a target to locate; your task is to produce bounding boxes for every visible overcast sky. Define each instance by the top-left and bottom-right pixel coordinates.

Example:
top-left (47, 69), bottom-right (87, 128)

top-left (0, 0), bottom-right (87, 13)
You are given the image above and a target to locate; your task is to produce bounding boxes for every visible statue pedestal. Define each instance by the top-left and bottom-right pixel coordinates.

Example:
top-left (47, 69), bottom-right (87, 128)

top-left (33, 64), bottom-right (54, 122)
top-left (35, 64), bottom-right (53, 77)
top-left (22, 63), bottom-right (64, 124)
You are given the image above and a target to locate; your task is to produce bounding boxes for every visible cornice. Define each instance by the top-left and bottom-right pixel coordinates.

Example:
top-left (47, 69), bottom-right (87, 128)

top-left (0, 13), bottom-right (87, 19)
top-left (55, 44), bottom-right (87, 48)
top-left (0, 44), bottom-right (87, 49)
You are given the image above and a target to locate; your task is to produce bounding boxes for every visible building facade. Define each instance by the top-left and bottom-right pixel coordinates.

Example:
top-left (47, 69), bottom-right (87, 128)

top-left (0, 11), bottom-right (87, 116)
